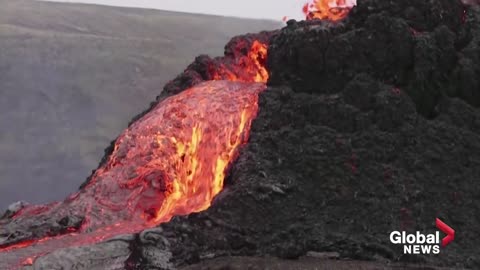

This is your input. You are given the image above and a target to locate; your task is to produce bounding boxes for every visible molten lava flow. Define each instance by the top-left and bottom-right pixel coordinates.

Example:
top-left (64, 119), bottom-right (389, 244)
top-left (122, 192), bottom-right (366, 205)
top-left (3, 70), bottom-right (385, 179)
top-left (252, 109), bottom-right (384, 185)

top-left (210, 40), bottom-right (269, 83)
top-left (0, 39), bottom-right (269, 268)
top-left (303, 0), bottom-right (356, 21)
top-left (0, 81), bottom-right (266, 267)
top-left (79, 80), bottom-right (265, 229)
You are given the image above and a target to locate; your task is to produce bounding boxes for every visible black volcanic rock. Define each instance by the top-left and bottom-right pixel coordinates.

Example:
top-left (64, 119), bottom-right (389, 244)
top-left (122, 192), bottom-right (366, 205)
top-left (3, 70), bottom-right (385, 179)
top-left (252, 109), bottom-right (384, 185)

top-left (146, 83), bottom-right (479, 268)
top-left (349, 0), bottom-right (466, 32)
top-left (267, 0), bottom-right (480, 118)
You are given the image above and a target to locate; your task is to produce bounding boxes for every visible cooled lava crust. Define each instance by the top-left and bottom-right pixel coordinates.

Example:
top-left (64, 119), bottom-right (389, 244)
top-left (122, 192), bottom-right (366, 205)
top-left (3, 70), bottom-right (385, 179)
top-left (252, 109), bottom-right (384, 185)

top-left (1, 0), bottom-right (480, 269)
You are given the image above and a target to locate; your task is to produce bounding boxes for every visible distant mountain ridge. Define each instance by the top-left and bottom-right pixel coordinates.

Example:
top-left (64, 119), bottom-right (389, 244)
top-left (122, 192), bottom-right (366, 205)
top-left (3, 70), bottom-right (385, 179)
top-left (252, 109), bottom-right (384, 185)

top-left (0, 0), bottom-right (281, 208)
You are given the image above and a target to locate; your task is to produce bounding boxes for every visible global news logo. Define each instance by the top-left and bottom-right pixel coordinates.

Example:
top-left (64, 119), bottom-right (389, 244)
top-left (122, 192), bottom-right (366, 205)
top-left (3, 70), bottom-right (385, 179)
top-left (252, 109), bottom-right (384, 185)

top-left (389, 218), bottom-right (455, 255)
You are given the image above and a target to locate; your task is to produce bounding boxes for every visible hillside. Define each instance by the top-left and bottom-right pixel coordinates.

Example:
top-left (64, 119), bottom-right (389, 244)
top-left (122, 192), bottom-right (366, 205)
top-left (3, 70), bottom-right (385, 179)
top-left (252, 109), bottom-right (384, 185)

top-left (0, 0), bottom-right (281, 208)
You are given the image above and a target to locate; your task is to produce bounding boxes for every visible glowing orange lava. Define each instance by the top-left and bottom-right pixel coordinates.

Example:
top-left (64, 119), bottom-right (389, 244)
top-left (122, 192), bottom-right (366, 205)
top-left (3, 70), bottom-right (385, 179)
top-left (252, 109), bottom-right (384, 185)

top-left (210, 40), bottom-right (268, 83)
top-left (82, 81), bottom-right (265, 228)
top-left (303, 0), bottom-right (356, 21)
top-left (0, 40), bottom-right (269, 268)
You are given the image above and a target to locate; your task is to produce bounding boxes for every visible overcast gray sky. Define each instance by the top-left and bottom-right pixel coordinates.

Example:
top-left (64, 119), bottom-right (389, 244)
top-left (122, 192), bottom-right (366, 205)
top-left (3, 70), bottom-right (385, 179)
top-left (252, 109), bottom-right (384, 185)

top-left (43, 0), bottom-right (307, 20)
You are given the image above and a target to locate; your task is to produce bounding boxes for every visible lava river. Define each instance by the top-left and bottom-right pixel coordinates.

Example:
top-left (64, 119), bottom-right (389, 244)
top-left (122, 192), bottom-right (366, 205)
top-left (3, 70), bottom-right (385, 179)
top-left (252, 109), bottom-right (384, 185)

top-left (0, 39), bottom-right (268, 268)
